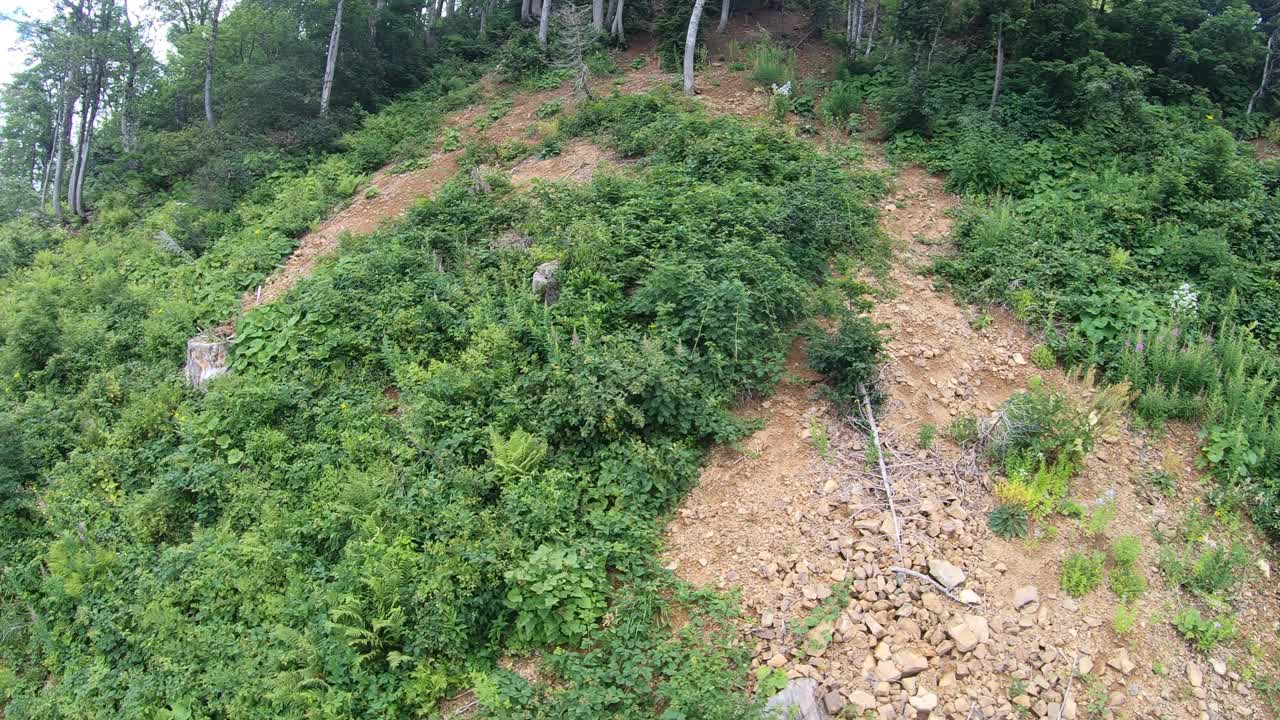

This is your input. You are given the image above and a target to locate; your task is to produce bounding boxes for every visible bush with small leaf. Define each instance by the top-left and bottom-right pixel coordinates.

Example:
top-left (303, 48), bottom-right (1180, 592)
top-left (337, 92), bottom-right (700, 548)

top-left (1172, 608), bottom-right (1236, 652)
top-left (1030, 344), bottom-right (1055, 369)
top-left (1060, 551), bottom-right (1105, 596)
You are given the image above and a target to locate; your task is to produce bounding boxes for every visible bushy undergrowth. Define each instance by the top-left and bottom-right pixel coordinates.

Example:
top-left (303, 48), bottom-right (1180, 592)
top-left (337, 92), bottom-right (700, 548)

top-left (0, 91), bottom-right (882, 716)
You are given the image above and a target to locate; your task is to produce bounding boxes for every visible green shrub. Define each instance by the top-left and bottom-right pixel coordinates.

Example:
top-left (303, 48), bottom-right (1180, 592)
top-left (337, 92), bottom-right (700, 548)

top-left (1060, 551), bottom-right (1105, 596)
top-left (1084, 498), bottom-right (1117, 536)
top-left (917, 423), bottom-right (936, 449)
top-left (806, 315), bottom-right (885, 405)
top-left (504, 544), bottom-right (606, 646)
top-left (536, 100), bottom-right (563, 119)
top-left (1113, 605), bottom-right (1138, 635)
top-left (947, 415), bottom-right (979, 444)
top-left (1109, 564), bottom-right (1148, 603)
top-left (1030, 344), bottom-right (1055, 369)
top-left (1172, 608), bottom-right (1236, 652)
top-left (1111, 535), bottom-right (1142, 566)
top-left (1160, 541), bottom-right (1252, 598)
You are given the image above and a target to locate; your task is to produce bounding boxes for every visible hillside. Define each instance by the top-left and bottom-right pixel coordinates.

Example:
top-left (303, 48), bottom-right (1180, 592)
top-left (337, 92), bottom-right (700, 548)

top-left (3, 1), bottom-right (1280, 719)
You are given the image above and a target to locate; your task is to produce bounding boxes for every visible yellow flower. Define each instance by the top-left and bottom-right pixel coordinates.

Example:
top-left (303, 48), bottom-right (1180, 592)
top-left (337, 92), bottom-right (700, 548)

top-left (1205, 114), bottom-right (1214, 121)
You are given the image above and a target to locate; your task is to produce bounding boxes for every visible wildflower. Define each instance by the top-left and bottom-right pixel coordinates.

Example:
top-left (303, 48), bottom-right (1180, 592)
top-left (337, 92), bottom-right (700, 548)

top-left (1205, 114), bottom-right (1214, 121)
top-left (770, 81), bottom-right (792, 97)
top-left (1171, 282), bottom-right (1198, 316)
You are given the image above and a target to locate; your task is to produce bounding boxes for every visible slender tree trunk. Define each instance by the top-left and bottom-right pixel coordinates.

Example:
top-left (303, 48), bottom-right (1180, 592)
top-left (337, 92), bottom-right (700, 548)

top-left (532, 0), bottom-right (542, 21)
top-left (538, 0), bottom-right (551, 46)
top-left (446, 0), bottom-right (454, 16)
top-left (68, 89), bottom-right (90, 215)
top-left (425, 0), bottom-right (444, 47)
top-left (853, 0), bottom-right (864, 48)
top-left (717, 0), bottom-right (730, 32)
top-left (73, 69), bottom-right (103, 217)
top-left (683, 0), bottom-right (708, 94)
top-left (863, 0), bottom-right (878, 56)
top-left (521, 0), bottom-right (531, 23)
top-left (369, 0), bottom-right (384, 40)
top-left (320, 0), bottom-right (345, 115)
top-left (204, 0), bottom-right (225, 127)
top-left (610, 0), bottom-right (625, 40)
top-left (592, 0), bottom-right (604, 31)
top-left (989, 22), bottom-right (1004, 117)
top-left (1249, 26), bottom-right (1280, 114)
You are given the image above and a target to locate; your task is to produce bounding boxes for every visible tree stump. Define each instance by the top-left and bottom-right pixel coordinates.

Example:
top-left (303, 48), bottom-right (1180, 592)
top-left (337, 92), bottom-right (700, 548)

top-left (185, 330), bottom-right (232, 388)
top-left (531, 260), bottom-right (561, 304)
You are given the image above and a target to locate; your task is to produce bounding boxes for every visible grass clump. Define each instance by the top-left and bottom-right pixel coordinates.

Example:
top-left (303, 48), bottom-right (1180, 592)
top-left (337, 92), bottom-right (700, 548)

top-left (917, 423), bottom-right (936, 449)
top-left (748, 41), bottom-right (794, 88)
top-left (1030, 344), bottom-right (1055, 369)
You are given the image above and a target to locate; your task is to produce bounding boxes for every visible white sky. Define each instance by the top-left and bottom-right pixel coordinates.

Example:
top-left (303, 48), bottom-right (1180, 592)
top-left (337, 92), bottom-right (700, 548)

top-left (0, 0), bottom-right (169, 87)
top-left (0, 0), bottom-right (54, 85)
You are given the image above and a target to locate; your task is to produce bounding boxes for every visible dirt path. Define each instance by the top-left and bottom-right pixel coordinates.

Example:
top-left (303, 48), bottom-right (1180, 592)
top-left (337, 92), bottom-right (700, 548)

top-left (662, 96), bottom-right (1280, 716)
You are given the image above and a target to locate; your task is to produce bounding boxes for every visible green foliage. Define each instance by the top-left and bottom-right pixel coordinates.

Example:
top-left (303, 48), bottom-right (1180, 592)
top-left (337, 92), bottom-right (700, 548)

top-left (1111, 535), bottom-right (1142, 566)
top-left (917, 423), bottom-right (936, 449)
top-left (1030, 344), bottom-right (1056, 369)
top-left (821, 80), bottom-right (862, 130)
top-left (536, 100), bottom-right (564, 119)
top-left (0, 92), bottom-right (884, 715)
top-left (947, 415), bottom-right (979, 444)
top-left (504, 544), bottom-right (606, 646)
top-left (988, 504), bottom-right (1029, 539)
top-left (1084, 498), bottom-right (1117, 536)
top-left (1112, 605), bottom-right (1138, 635)
top-left (1060, 551), bottom-right (1105, 596)
top-left (806, 314), bottom-right (886, 405)
top-left (1109, 563), bottom-right (1148, 603)
top-left (1172, 608), bottom-right (1237, 652)
top-left (749, 41), bottom-right (794, 88)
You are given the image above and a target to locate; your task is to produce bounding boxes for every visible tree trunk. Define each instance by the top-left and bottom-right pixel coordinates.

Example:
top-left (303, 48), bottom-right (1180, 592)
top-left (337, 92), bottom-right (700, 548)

top-left (610, 0), bottom-right (625, 40)
top-left (73, 66), bottom-right (104, 216)
top-left (204, 0), bottom-right (225, 127)
top-left (321, 0), bottom-right (345, 115)
top-left (863, 0), bottom-right (878, 56)
top-left (67, 88), bottom-right (90, 216)
top-left (853, 0), bottom-right (864, 48)
top-left (593, 0), bottom-right (604, 31)
top-left (538, 0), bottom-right (551, 46)
top-left (369, 0), bottom-right (384, 40)
top-left (521, 0), bottom-right (531, 23)
top-left (446, 0), bottom-right (454, 16)
top-left (989, 22), bottom-right (1004, 117)
top-left (185, 330), bottom-right (232, 388)
top-left (425, 0), bottom-right (444, 47)
top-left (532, 0), bottom-right (542, 21)
top-left (121, 0), bottom-right (140, 157)
top-left (1249, 26), bottom-right (1280, 114)
top-left (683, 0), bottom-right (708, 94)
top-left (717, 0), bottom-right (730, 32)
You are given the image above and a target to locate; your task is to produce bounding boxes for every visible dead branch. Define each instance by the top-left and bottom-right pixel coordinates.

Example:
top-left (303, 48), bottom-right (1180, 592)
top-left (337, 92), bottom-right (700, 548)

top-left (889, 566), bottom-right (978, 605)
top-left (859, 383), bottom-right (904, 564)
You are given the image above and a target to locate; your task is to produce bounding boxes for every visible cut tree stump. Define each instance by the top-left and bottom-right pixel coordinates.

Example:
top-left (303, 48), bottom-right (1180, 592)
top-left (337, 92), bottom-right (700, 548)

top-left (185, 330), bottom-right (233, 388)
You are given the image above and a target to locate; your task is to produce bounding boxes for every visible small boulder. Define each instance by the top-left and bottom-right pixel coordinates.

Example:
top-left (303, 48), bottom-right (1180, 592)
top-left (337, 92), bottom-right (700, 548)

top-left (894, 650), bottom-right (929, 677)
top-left (928, 558), bottom-right (967, 589)
top-left (764, 678), bottom-right (823, 720)
top-left (909, 692), bottom-right (939, 711)
top-left (1012, 586), bottom-right (1039, 609)
top-left (1186, 662), bottom-right (1203, 688)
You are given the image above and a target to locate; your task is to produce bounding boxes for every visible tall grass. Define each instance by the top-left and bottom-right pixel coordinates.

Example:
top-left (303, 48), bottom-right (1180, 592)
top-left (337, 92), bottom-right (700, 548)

top-left (749, 41), bottom-right (794, 88)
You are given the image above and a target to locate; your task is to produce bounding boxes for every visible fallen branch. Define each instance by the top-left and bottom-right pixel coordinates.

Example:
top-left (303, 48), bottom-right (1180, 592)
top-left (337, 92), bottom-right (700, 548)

top-left (859, 383), bottom-right (903, 564)
top-left (888, 566), bottom-right (978, 605)
top-left (1057, 652), bottom-right (1080, 720)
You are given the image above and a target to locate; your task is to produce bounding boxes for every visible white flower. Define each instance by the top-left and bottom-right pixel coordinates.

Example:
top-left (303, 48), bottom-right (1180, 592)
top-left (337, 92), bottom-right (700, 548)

top-left (1171, 282), bottom-right (1198, 316)
top-left (771, 81), bottom-right (792, 97)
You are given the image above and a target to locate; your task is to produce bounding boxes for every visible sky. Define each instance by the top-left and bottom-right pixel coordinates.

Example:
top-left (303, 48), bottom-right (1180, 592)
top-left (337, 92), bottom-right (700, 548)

top-left (0, 0), bottom-right (54, 85)
top-left (0, 0), bottom-right (169, 87)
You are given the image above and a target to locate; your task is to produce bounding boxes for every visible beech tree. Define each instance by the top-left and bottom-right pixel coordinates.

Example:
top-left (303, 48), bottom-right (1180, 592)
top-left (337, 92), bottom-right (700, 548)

top-left (683, 0), bottom-right (707, 94)
top-left (320, 0), bottom-right (345, 115)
